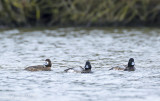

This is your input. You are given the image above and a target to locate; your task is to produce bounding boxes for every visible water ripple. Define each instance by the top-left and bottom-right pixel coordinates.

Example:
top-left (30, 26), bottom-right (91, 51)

top-left (0, 28), bottom-right (160, 101)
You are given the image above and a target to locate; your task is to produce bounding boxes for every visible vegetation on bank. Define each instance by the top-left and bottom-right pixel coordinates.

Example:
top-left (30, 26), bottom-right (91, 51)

top-left (0, 0), bottom-right (160, 27)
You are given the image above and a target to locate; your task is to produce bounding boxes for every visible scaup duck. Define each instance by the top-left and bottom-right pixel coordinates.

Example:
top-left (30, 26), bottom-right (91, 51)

top-left (64, 61), bottom-right (92, 73)
top-left (25, 59), bottom-right (52, 71)
top-left (109, 58), bottom-right (135, 71)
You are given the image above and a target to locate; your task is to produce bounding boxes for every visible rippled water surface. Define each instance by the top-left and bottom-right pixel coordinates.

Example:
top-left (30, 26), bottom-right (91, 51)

top-left (0, 27), bottom-right (160, 101)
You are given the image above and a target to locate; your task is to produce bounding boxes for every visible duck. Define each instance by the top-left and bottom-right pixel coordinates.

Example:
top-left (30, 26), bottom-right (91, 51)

top-left (25, 59), bottom-right (52, 71)
top-left (109, 58), bottom-right (135, 71)
top-left (64, 60), bottom-right (92, 73)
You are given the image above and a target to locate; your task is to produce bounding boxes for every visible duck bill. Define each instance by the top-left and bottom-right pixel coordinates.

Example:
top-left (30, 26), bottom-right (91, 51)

top-left (131, 62), bottom-right (135, 66)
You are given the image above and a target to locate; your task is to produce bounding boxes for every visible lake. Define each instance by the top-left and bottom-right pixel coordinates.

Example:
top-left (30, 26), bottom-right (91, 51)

top-left (0, 27), bottom-right (160, 101)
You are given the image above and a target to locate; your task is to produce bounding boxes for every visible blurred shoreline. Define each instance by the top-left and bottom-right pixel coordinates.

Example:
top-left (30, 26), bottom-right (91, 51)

top-left (0, 0), bottom-right (160, 28)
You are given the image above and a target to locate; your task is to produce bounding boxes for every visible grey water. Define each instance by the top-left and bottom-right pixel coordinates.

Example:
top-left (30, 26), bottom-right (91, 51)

top-left (0, 27), bottom-right (160, 101)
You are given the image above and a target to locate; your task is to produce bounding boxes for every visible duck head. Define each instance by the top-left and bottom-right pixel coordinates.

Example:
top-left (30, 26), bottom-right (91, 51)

top-left (84, 61), bottom-right (92, 70)
top-left (128, 58), bottom-right (135, 67)
top-left (44, 59), bottom-right (52, 67)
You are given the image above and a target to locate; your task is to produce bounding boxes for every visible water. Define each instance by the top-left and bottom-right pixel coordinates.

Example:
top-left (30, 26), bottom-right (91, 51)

top-left (0, 27), bottom-right (160, 101)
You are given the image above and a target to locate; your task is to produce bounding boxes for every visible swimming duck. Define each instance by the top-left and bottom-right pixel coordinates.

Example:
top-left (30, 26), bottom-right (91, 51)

top-left (25, 59), bottom-right (52, 71)
top-left (64, 61), bottom-right (92, 73)
top-left (109, 58), bottom-right (135, 71)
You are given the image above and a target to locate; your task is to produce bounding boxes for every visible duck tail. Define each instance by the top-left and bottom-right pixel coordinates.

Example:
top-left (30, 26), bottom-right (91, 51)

top-left (109, 67), bottom-right (114, 70)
